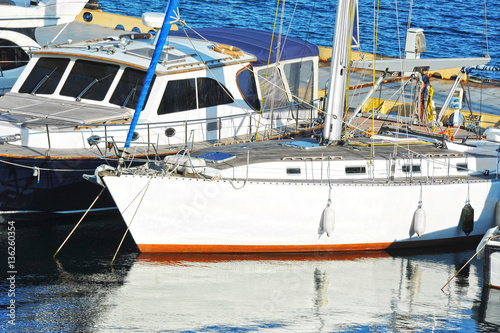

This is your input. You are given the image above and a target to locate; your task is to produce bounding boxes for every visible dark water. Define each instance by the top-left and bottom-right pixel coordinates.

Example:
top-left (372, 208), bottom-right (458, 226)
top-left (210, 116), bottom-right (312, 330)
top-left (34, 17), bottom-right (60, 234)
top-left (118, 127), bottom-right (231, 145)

top-left (101, 0), bottom-right (500, 78)
top-left (2, 0), bottom-right (500, 331)
top-left (1, 217), bottom-right (500, 332)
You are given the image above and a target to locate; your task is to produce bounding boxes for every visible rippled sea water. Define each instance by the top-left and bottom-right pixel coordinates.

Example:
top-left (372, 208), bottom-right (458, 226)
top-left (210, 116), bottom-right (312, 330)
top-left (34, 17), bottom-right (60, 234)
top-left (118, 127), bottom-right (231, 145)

top-left (101, 0), bottom-right (500, 77)
top-left (2, 0), bottom-right (500, 331)
top-left (1, 217), bottom-right (500, 332)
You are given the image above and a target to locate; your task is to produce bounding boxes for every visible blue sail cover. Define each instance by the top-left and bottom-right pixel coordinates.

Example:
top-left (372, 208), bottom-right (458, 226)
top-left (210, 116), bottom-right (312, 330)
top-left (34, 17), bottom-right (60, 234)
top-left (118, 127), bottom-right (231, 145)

top-left (125, 0), bottom-right (180, 148)
top-left (170, 27), bottom-right (319, 67)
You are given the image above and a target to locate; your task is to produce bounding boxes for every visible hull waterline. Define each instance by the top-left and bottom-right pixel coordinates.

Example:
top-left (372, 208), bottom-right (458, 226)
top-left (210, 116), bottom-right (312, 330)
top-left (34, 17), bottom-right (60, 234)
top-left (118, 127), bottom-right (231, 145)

top-left (103, 174), bottom-right (500, 253)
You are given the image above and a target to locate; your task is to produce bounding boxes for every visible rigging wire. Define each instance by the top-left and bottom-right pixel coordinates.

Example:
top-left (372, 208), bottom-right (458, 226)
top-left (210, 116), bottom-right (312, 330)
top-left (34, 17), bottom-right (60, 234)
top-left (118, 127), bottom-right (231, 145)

top-left (370, 0), bottom-right (380, 163)
top-left (267, 0), bottom-right (287, 138)
top-left (255, 0), bottom-right (282, 139)
top-left (482, 0), bottom-right (489, 58)
top-left (343, 0), bottom-right (356, 142)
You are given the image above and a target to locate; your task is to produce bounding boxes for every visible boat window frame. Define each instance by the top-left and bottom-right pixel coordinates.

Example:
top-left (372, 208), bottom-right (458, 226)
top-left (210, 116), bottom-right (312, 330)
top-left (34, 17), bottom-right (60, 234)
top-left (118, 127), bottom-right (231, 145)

top-left (157, 77), bottom-right (234, 115)
top-left (235, 65), bottom-right (260, 111)
top-left (282, 59), bottom-right (314, 107)
top-left (18, 57), bottom-right (71, 95)
top-left (59, 59), bottom-right (120, 101)
top-left (109, 67), bottom-right (156, 109)
top-left (197, 77), bottom-right (233, 109)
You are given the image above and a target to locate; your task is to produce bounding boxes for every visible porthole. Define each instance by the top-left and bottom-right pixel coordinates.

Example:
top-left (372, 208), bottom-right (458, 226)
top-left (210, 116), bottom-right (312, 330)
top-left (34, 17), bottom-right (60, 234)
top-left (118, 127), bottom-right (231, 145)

top-left (83, 12), bottom-right (93, 22)
top-left (165, 128), bottom-right (176, 137)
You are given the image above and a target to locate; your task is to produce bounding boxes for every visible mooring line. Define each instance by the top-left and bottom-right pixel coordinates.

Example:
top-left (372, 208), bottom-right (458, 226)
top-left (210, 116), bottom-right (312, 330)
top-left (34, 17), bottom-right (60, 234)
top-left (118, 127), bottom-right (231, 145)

top-left (111, 178), bottom-right (151, 265)
top-left (53, 187), bottom-right (105, 258)
top-left (441, 233), bottom-right (500, 291)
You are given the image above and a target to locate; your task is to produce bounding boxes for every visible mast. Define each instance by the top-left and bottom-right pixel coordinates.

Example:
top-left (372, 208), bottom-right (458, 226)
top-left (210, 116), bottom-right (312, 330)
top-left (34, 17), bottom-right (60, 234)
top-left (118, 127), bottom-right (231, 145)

top-left (323, 0), bottom-right (354, 144)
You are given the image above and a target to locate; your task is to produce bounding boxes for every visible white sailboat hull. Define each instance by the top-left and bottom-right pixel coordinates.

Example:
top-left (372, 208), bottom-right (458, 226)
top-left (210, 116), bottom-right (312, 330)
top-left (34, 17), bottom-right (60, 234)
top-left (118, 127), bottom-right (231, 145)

top-left (104, 174), bottom-right (500, 253)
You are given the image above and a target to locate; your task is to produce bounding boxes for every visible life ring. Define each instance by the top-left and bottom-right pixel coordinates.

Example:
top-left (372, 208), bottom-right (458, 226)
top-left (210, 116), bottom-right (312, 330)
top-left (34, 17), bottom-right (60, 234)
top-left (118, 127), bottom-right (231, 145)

top-left (212, 43), bottom-right (243, 57)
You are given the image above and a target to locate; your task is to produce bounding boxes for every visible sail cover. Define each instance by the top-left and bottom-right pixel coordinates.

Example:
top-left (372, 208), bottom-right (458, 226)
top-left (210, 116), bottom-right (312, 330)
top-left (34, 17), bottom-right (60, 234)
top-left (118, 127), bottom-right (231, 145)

top-left (170, 27), bottom-right (319, 67)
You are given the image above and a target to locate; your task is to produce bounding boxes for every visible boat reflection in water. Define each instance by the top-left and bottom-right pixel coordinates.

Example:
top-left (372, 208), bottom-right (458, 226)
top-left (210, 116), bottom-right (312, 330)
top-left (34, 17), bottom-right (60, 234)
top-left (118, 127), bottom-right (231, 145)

top-left (474, 287), bottom-right (500, 328)
top-left (95, 250), bottom-right (494, 332)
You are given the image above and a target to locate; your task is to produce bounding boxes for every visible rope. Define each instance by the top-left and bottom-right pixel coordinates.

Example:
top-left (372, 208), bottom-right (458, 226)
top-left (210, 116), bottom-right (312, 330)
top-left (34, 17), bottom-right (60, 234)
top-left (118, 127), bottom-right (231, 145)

top-left (466, 153), bottom-right (471, 204)
top-left (175, 16), bottom-right (328, 125)
top-left (483, 0), bottom-right (489, 58)
top-left (53, 187), bottom-right (105, 258)
top-left (327, 155), bottom-right (332, 204)
top-left (370, 0), bottom-right (380, 163)
top-left (0, 157), bottom-right (94, 172)
top-left (228, 150), bottom-right (250, 190)
top-left (343, 1), bottom-right (356, 142)
top-left (418, 155), bottom-right (423, 206)
top-left (255, 0), bottom-right (282, 139)
top-left (111, 177), bottom-right (151, 265)
top-left (177, 25), bottom-right (255, 120)
top-left (441, 233), bottom-right (500, 291)
top-left (176, 20), bottom-right (326, 133)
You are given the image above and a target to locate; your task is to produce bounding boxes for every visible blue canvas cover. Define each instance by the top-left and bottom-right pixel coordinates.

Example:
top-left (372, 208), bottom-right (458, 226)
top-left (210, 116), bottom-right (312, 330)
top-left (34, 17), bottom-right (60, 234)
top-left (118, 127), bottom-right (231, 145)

top-left (170, 27), bottom-right (319, 67)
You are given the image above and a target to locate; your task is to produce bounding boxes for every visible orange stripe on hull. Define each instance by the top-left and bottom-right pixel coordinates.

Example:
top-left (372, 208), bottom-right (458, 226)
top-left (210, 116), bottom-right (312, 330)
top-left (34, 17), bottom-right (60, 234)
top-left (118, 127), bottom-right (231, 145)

top-left (138, 243), bottom-right (392, 253)
top-left (137, 236), bottom-right (482, 254)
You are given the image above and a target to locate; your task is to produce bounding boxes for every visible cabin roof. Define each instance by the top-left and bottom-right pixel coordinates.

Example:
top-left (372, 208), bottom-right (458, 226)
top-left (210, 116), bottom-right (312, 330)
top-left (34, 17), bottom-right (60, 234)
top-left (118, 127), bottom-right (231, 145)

top-left (170, 27), bottom-right (319, 67)
top-left (34, 33), bottom-right (257, 75)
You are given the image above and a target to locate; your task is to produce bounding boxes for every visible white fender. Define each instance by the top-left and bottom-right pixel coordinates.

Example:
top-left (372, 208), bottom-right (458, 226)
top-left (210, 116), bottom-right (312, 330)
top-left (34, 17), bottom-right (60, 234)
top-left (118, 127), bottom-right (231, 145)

top-left (413, 207), bottom-right (426, 238)
top-left (318, 202), bottom-right (335, 238)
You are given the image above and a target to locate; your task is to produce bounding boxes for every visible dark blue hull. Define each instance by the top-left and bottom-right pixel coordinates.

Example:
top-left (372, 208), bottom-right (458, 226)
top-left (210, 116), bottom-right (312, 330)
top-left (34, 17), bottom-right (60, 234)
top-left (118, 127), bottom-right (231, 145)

top-left (0, 156), bottom-right (119, 222)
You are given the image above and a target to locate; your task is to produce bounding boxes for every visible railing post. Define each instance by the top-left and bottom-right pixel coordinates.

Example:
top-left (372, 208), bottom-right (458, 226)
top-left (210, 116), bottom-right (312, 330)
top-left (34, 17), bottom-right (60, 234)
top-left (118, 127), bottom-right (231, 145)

top-left (147, 124), bottom-right (150, 155)
top-left (249, 116), bottom-right (252, 139)
top-left (496, 147), bottom-right (500, 179)
top-left (45, 124), bottom-right (51, 157)
top-left (218, 117), bottom-right (221, 142)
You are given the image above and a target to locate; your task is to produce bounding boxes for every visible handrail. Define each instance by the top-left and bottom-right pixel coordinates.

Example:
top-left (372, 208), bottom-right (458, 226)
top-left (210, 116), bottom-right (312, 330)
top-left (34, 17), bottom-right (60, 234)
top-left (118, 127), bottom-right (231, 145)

top-left (0, 103), bottom-right (317, 129)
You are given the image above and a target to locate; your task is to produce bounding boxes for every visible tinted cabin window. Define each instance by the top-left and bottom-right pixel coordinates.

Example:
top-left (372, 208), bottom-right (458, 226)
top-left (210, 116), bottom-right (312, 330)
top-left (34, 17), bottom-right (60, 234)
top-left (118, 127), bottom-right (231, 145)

top-left (60, 60), bottom-right (119, 101)
top-left (158, 78), bottom-right (196, 115)
top-left (402, 165), bottom-right (421, 173)
top-left (157, 78), bottom-right (234, 115)
top-left (286, 168), bottom-right (301, 174)
top-left (236, 67), bottom-right (260, 110)
top-left (197, 78), bottom-right (233, 108)
top-left (19, 57), bottom-right (70, 94)
top-left (0, 39), bottom-right (30, 71)
top-left (345, 166), bottom-right (366, 174)
top-left (109, 68), bottom-right (156, 109)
